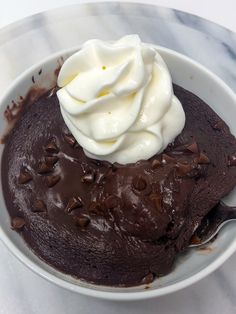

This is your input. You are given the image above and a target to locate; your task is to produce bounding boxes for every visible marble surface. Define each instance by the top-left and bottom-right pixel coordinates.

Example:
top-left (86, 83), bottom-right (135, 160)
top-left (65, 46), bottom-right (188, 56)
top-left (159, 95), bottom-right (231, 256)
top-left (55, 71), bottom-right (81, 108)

top-left (0, 2), bottom-right (236, 313)
top-left (1, 0), bottom-right (236, 32)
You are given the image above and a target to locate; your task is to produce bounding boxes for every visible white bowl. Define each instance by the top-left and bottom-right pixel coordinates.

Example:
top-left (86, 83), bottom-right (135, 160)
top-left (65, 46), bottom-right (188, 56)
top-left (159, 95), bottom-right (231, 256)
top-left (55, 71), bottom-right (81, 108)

top-left (0, 46), bottom-right (236, 301)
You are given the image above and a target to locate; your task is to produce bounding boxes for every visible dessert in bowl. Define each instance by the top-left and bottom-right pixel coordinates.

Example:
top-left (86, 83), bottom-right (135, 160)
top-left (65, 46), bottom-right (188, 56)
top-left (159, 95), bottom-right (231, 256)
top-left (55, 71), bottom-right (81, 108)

top-left (0, 35), bottom-right (236, 300)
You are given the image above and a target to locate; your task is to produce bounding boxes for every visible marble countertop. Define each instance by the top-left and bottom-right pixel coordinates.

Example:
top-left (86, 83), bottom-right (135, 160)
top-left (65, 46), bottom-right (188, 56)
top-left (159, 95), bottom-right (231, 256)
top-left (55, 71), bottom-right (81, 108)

top-left (0, 0), bottom-right (236, 32)
top-left (0, 1), bottom-right (236, 313)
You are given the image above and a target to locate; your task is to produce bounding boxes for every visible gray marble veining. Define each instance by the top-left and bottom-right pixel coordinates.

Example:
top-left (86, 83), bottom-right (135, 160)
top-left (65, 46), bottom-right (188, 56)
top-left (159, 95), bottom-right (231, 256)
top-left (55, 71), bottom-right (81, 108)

top-left (0, 2), bottom-right (235, 313)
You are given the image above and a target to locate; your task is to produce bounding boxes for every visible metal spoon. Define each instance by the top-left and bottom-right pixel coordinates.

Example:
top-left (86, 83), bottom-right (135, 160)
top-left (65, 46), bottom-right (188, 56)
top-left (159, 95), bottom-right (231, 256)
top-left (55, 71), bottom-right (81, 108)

top-left (189, 202), bottom-right (236, 248)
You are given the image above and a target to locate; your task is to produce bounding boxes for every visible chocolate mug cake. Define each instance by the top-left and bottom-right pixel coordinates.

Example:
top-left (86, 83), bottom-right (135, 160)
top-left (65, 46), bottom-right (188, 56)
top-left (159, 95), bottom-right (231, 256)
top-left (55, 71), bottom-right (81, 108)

top-left (2, 35), bottom-right (236, 286)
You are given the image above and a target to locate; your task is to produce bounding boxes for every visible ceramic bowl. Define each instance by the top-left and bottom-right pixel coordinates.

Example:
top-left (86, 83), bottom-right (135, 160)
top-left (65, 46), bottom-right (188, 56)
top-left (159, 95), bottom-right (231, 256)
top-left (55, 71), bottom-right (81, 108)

top-left (0, 45), bottom-right (236, 301)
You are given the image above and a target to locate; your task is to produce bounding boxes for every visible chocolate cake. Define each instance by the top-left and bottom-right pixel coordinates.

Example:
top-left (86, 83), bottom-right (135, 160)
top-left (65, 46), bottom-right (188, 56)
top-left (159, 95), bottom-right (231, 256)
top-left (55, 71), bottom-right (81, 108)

top-left (2, 84), bottom-right (236, 286)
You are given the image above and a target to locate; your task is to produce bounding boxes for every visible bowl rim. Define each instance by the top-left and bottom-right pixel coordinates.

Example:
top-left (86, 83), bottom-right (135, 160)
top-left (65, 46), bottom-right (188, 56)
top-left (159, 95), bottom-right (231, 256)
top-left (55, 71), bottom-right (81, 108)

top-left (0, 44), bottom-right (236, 301)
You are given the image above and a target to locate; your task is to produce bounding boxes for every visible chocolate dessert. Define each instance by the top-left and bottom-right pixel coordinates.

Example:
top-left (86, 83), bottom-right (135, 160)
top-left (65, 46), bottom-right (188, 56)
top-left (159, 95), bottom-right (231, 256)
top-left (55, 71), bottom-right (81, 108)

top-left (2, 84), bottom-right (236, 286)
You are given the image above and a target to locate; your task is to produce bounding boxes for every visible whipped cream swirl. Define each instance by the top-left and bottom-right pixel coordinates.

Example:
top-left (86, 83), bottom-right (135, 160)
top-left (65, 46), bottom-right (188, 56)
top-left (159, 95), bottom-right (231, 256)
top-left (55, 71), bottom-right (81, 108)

top-left (57, 35), bottom-right (185, 164)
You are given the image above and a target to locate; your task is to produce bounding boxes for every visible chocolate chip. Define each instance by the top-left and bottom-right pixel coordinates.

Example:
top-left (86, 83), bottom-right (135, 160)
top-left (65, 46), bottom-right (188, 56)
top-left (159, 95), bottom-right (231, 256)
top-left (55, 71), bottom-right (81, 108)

top-left (45, 138), bottom-right (59, 154)
top-left (11, 217), bottom-right (25, 230)
top-left (81, 172), bottom-right (95, 183)
top-left (161, 154), bottom-right (175, 164)
top-left (65, 196), bottom-right (83, 213)
top-left (37, 161), bottom-right (53, 174)
top-left (186, 142), bottom-right (198, 153)
top-left (105, 195), bottom-right (120, 209)
top-left (176, 162), bottom-right (192, 177)
top-left (149, 194), bottom-right (162, 211)
top-left (151, 159), bottom-right (161, 169)
top-left (228, 154), bottom-right (236, 167)
top-left (76, 216), bottom-right (90, 228)
top-left (45, 156), bottom-right (59, 166)
top-left (46, 174), bottom-right (61, 187)
top-left (132, 176), bottom-right (147, 191)
top-left (18, 168), bottom-right (32, 184)
top-left (198, 152), bottom-right (210, 164)
top-left (88, 202), bottom-right (104, 215)
top-left (63, 133), bottom-right (76, 147)
top-left (33, 200), bottom-right (47, 212)
top-left (141, 272), bottom-right (154, 285)
top-left (212, 120), bottom-right (224, 130)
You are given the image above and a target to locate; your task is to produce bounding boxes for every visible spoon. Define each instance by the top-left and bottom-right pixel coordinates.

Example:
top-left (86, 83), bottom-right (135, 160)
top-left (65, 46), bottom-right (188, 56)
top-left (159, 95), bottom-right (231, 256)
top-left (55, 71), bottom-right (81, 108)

top-left (189, 202), bottom-right (236, 248)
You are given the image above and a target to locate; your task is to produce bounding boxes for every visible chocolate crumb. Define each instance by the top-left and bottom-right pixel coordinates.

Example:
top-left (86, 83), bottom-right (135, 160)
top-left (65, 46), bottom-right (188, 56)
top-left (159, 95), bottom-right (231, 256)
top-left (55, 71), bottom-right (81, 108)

top-left (141, 272), bottom-right (154, 285)
top-left (11, 217), bottom-right (25, 230)
top-left (38, 69), bottom-right (42, 75)
top-left (198, 246), bottom-right (213, 253)
top-left (32, 76), bottom-right (35, 84)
